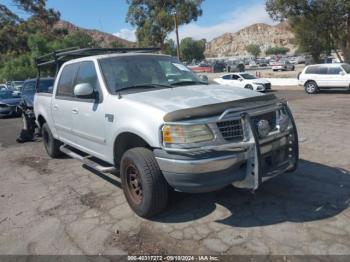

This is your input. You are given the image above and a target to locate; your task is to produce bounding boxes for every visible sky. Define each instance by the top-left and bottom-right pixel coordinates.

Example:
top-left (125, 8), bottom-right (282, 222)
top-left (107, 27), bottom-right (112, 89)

top-left (1, 0), bottom-right (276, 42)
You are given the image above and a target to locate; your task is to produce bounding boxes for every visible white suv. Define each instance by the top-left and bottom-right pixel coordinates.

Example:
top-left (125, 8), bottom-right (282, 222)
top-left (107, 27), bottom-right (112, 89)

top-left (298, 63), bottom-right (350, 94)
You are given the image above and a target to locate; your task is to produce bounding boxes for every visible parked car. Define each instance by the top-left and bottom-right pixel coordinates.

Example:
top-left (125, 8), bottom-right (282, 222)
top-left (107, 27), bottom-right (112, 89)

top-left (272, 60), bottom-right (295, 71)
top-left (0, 89), bottom-right (21, 117)
top-left (188, 63), bottom-right (213, 73)
top-left (226, 61), bottom-right (245, 72)
top-left (34, 48), bottom-right (299, 218)
top-left (8, 81), bottom-right (24, 96)
top-left (0, 84), bottom-right (8, 91)
top-left (212, 61), bottom-right (226, 73)
top-left (20, 78), bottom-right (54, 109)
top-left (298, 63), bottom-right (350, 94)
top-left (214, 72), bottom-right (271, 92)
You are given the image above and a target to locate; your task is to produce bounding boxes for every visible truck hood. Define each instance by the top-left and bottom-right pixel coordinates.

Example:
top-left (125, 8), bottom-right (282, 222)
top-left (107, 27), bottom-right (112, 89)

top-left (125, 84), bottom-right (264, 113)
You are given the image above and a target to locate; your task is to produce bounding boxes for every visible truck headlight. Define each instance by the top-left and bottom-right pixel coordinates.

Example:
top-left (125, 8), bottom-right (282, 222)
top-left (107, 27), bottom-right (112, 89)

top-left (162, 124), bottom-right (213, 145)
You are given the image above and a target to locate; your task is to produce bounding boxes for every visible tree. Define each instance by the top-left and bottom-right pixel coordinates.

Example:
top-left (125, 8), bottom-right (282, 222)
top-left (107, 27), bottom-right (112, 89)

top-left (126, 0), bottom-right (203, 49)
top-left (179, 37), bottom-right (205, 63)
top-left (245, 44), bottom-right (261, 58)
top-left (163, 39), bottom-right (177, 56)
top-left (266, 0), bottom-right (350, 63)
top-left (266, 46), bottom-right (290, 55)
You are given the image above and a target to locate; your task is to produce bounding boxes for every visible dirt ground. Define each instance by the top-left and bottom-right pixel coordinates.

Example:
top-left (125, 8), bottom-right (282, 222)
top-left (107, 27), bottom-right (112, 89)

top-left (0, 89), bottom-right (349, 256)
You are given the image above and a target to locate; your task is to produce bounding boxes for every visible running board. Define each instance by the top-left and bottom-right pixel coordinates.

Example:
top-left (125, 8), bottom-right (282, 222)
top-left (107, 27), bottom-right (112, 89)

top-left (60, 145), bottom-right (117, 173)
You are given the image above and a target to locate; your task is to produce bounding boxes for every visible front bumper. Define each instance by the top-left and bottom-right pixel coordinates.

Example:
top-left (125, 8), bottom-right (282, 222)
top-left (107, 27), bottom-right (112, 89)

top-left (155, 105), bottom-right (298, 193)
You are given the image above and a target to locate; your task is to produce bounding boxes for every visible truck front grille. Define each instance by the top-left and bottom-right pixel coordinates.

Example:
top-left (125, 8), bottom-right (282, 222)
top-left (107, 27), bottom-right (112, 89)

top-left (217, 120), bottom-right (244, 141)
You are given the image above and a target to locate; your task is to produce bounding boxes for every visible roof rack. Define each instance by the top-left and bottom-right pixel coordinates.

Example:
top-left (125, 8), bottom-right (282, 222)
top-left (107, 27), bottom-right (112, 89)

top-left (35, 47), bottom-right (161, 68)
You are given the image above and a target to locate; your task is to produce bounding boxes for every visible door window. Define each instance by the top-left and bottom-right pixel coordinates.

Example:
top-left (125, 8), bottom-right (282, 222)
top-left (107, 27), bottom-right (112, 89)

top-left (231, 74), bottom-right (240, 80)
top-left (56, 64), bottom-right (78, 97)
top-left (328, 67), bottom-right (342, 75)
top-left (222, 75), bottom-right (232, 80)
top-left (75, 61), bottom-right (100, 92)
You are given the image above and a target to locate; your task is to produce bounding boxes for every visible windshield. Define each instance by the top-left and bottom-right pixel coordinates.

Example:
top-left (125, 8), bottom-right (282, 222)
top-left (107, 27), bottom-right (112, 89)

top-left (0, 90), bottom-right (14, 99)
top-left (240, 73), bottom-right (257, 80)
top-left (99, 55), bottom-right (203, 93)
top-left (341, 64), bottom-right (350, 73)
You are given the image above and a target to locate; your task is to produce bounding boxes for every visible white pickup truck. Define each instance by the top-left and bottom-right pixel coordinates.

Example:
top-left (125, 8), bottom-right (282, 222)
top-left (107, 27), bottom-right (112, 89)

top-left (34, 48), bottom-right (299, 217)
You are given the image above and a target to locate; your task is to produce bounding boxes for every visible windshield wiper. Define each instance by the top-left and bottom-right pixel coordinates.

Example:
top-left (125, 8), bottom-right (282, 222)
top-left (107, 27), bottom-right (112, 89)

top-left (170, 80), bottom-right (206, 86)
top-left (116, 83), bottom-right (172, 92)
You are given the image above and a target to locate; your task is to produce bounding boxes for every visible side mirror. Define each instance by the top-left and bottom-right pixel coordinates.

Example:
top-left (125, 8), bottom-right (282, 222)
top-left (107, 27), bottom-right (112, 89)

top-left (198, 74), bottom-right (209, 84)
top-left (340, 71), bottom-right (346, 76)
top-left (239, 78), bottom-right (243, 81)
top-left (74, 83), bottom-right (94, 98)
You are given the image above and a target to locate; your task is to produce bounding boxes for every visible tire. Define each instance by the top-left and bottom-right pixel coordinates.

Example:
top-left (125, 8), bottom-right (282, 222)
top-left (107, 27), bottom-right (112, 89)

top-left (120, 147), bottom-right (169, 218)
top-left (42, 123), bottom-right (63, 158)
top-left (245, 84), bottom-right (254, 90)
top-left (304, 81), bottom-right (318, 94)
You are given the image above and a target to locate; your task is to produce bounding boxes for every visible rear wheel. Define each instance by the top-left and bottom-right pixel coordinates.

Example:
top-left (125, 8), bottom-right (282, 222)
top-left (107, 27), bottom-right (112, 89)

top-left (120, 147), bottom-right (169, 218)
top-left (42, 123), bottom-right (63, 158)
top-left (304, 81), bottom-right (318, 94)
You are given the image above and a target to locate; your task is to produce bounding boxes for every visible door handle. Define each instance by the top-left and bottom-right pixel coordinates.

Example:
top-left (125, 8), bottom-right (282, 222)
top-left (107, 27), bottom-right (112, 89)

top-left (72, 108), bottom-right (79, 114)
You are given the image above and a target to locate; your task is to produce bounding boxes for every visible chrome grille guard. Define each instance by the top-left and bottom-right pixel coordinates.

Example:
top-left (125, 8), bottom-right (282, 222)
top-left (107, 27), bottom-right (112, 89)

top-left (161, 102), bottom-right (299, 190)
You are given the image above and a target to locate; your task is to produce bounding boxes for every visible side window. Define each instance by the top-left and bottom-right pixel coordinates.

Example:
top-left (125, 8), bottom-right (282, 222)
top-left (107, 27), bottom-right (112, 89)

top-left (222, 75), bottom-right (231, 80)
top-left (56, 64), bottom-right (78, 97)
top-left (75, 61), bottom-right (99, 92)
top-left (328, 67), bottom-right (342, 75)
top-left (22, 81), bottom-right (35, 94)
top-left (231, 75), bottom-right (240, 80)
top-left (318, 66), bottom-right (328, 75)
top-left (305, 66), bottom-right (317, 74)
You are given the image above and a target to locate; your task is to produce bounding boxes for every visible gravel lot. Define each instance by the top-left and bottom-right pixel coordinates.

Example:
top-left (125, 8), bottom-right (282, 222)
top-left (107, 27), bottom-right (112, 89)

top-left (0, 89), bottom-right (349, 256)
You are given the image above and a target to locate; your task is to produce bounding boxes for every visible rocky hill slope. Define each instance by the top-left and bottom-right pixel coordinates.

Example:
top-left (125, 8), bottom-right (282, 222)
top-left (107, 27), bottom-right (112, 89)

top-left (54, 20), bottom-right (135, 47)
top-left (205, 21), bottom-right (296, 57)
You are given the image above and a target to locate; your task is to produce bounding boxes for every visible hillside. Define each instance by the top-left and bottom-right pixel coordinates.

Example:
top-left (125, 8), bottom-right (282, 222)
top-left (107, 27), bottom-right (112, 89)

top-left (205, 21), bottom-right (296, 57)
top-left (54, 21), bottom-right (135, 48)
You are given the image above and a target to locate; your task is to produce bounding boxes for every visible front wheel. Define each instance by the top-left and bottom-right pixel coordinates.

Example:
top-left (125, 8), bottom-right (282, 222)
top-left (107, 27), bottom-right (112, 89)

top-left (42, 123), bottom-right (63, 158)
top-left (304, 81), bottom-right (318, 94)
top-left (120, 147), bottom-right (169, 218)
top-left (245, 84), bottom-right (254, 90)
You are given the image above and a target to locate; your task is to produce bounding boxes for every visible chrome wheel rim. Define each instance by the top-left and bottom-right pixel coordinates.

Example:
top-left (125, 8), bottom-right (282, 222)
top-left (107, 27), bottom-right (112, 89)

top-left (306, 83), bottom-right (316, 93)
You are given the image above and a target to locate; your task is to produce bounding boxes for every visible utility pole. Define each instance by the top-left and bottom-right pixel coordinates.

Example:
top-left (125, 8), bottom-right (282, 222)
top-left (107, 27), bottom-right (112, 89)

top-left (173, 10), bottom-right (181, 60)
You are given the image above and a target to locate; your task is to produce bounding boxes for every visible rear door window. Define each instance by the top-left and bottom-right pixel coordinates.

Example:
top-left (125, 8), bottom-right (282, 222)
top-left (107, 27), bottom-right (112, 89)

top-left (318, 66), bottom-right (328, 74)
top-left (56, 63), bottom-right (79, 97)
